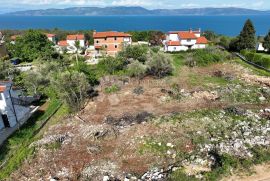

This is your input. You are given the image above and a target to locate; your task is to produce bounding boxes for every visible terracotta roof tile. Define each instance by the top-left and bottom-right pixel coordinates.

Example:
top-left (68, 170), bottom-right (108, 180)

top-left (93, 31), bottom-right (131, 38)
top-left (196, 36), bottom-right (208, 44)
top-left (178, 32), bottom-right (197, 39)
top-left (58, 40), bottom-right (68, 46)
top-left (46, 33), bottom-right (56, 38)
top-left (0, 86), bottom-right (6, 93)
top-left (67, 34), bottom-right (85, 40)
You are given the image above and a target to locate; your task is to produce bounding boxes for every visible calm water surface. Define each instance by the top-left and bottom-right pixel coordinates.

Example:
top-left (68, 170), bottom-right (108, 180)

top-left (0, 15), bottom-right (269, 36)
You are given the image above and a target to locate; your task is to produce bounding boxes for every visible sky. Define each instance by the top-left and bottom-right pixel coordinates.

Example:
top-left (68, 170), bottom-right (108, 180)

top-left (0, 0), bottom-right (269, 13)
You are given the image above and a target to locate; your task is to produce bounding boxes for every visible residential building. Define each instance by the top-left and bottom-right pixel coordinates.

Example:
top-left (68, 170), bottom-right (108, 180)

top-left (92, 31), bottom-right (132, 57)
top-left (257, 43), bottom-right (265, 51)
top-left (46, 33), bottom-right (56, 44)
top-left (0, 82), bottom-right (36, 130)
top-left (164, 29), bottom-right (208, 52)
top-left (67, 34), bottom-right (85, 48)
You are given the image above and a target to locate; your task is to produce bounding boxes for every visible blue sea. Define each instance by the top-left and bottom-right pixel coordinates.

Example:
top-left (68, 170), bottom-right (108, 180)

top-left (0, 15), bottom-right (270, 36)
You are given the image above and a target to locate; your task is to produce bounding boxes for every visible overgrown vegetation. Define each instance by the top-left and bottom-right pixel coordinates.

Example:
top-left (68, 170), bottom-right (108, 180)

top-left (183, 47), bottom-right (231, 67)
top-left (240, 50), bottom-right (270, 68)
top-left (0, 99), bottom-right (62, 180)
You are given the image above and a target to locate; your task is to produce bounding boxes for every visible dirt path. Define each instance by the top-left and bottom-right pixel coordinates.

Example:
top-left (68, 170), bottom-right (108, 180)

top-left (223, 164), bottom-right (270, 181)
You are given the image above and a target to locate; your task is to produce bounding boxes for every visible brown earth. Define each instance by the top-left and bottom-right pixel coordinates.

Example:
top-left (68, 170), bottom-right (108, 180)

top-left (8, 61), bottom-right (270, 181)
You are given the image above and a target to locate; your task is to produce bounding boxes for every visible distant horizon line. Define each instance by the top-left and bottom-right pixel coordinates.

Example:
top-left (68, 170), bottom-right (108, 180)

top-left (3, 6), bottom-right (270, 14)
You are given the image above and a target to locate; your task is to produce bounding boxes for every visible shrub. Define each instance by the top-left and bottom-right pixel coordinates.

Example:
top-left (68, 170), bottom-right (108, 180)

top-left (118, 45), bottom-right (148, 63)
top-left (185, 47), bottom-right (227, 67)
top-left (104, 85), bottom-right (120, 94)
top-left (97, 56), bottom-right (126, 75)
top-left (146, 52), bottom-right (173, 78)
top-left (261, 57), bottom-right (270, 68)
top-left (126, 60), bottom-right (147, 79)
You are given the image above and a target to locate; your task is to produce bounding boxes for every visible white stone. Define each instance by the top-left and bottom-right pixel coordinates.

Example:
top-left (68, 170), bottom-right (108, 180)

top-left (259, 97), bottom-right (266, 101)
top-left (166, 143), bottom-right (174, 147)
top-left (103, 176), bottom-right (110, 181)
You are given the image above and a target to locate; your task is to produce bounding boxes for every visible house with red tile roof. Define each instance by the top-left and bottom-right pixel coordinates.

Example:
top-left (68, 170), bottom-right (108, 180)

top-left (92, 31), bottom-right (132, 57)
top-left (164, 29), bottom-right (208, 52)
top-left (46, 33), bottom-right (56, 44)
top-left (66, 34), bottom-right (85, 48)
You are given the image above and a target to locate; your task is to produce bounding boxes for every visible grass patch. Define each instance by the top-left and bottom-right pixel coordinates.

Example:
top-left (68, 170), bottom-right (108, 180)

top-left (188, 73), bottom-right (229, 88)
top-left (104, 85), bottom-right (121, 94)
top-left (234, 59), bottom-right (270, 77)
top-left (171, 53), bottom-right (186, 75)
top-left (0, 99), bottom-right (62, 180)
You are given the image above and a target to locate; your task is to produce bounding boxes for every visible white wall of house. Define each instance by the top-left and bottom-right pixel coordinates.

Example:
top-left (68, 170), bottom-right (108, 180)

top-left (180, 39), bottom-right (197, 46)
top-left (257, 43), bottom-right (268, 52)
top-left (48, 37), bottom-right (56, 44)
top-left (168, 34), bottom-right (179, 41)
top-left (165, 45), bottom-right (189, 52)
top-left (0, 84), bottom-right (31, 128)
top-left (193, 44), bottom-right (207, 49)
top-left (67, 40), bottom-right (85, 48)
top-left (194, 33), bottom-right (201, 37)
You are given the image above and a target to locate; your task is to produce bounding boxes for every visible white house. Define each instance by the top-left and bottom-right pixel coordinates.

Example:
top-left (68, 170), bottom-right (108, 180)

top-left (67, 34), bottom-right (85, 48)
top-left (0, 82), bottom-right (34, 130)
top-left (46, 34), bottom-right (56, 44)
top-left (164, 29), bottom-right (208, 52)
top-left (256, 42), bottom-right (268, 52)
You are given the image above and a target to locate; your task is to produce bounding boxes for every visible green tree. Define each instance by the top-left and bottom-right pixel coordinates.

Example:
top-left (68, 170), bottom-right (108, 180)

top-left (126, 60), bottom-right (147, 79)
top-left (238, 19), bottom-right (256, 50)
top-left (203, 30), bottom-right (218, 42)
top-left (74, 40), bottom-right (81, 66)
top-left (263, 30), bottom-right (270, 53)
top-left (118, 45), bottom-right (148, 63)
top-left (0, 58), bottom-right (13, 80)
top-left (146, 52), bottom-right (173, 78)
top-left (51, 71), bottom-right (90, 112)
top-left (97, 56), bottom-right (125, 75)
top-left (7, 30), bottom-right (55, 62)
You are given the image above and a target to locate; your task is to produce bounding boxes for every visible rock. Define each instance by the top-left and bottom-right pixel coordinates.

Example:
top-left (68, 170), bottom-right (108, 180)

top-left (259, 96), bottom-right (266, 101)
top-left (166, 143), bottom-right (174, 148)
top-left (133, 86), bottom-right (144, 95)
top-left (103, 176), bottom-right (110, 181)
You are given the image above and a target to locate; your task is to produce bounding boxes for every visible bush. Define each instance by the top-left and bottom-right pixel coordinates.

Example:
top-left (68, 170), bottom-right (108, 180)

top-left (97, 56), bottom-right (126, 75)
top-left (104, 85), bottom-right (120, 94)
top-left (185, 47), bottom-right (227, 67)
top-left (146, 52), bottom-right (173, 78)
top-left (118, 45), bottom-right (148, 63)
top-left (126, 60), bottom-right (147, 79)
top-left (261, 57), bottom-right (270, 68)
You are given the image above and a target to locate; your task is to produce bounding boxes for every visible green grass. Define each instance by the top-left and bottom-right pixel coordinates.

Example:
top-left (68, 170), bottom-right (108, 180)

top-left (188, 73), bottom-right (230, 88)
top-left (104, 85), bottom-right (121, 94)
top-left (170, 53), bottom-right (186, 75)
top-left (0, 99), bottom-right (62, 180)
top-left (259, 53), bottom-right (270, 59)
top-left (234, 59), bottom-right (270, 77)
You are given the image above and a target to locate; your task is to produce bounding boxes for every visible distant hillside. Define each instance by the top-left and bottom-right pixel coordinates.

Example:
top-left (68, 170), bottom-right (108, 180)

top-left (3, 6), bottom-right (270, 16)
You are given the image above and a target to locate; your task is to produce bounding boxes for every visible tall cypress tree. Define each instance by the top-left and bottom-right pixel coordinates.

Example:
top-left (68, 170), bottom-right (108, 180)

top-left (238, 19), bottom-right (256, 50)
top-left (263, 30), bottom-right (270, 53)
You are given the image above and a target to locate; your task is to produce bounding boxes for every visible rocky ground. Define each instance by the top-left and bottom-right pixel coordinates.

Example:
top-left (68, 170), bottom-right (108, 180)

top-left (7, 60), bottom-right (270, 181)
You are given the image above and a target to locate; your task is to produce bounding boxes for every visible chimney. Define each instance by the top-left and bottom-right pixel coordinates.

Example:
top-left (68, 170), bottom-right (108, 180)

top-left (189, 28), bottom-right (192, 33)
top-left (93, 30), bottom-right (97, 35)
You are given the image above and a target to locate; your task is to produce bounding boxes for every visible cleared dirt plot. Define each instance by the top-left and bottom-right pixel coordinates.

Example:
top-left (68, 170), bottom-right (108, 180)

top-left (6, 52), bottom-right (270, 181)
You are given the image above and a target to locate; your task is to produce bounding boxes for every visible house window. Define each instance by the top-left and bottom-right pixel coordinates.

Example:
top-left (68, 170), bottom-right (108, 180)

top-left (0, 94), bottom-right (2, 100)
top-left (105, 37), bottom-right (107, 41)
top-left (105, 45), bottom-right (108, 48)
top-left (96, 40), bottom-right (99, 43)
top-left (114, 37), bottom-right (117, 41)
top-left (115, 45), bottom-right (118, 48)
top-left (174, 47), bottom-right (176, 50)
top-left (187, 39), bottom-right (191, 42)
